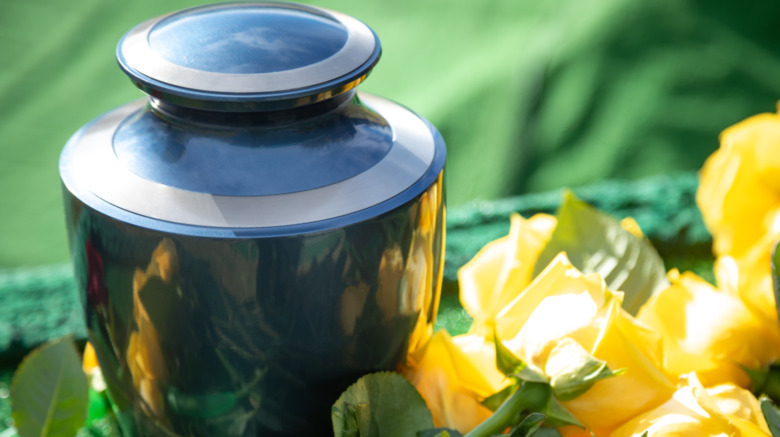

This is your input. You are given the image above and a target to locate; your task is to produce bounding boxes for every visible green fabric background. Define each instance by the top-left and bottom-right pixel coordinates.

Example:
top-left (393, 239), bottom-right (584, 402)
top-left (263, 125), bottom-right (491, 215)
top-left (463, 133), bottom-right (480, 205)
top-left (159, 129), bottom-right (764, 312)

top-left (2, 0), bottom-right (780, 267)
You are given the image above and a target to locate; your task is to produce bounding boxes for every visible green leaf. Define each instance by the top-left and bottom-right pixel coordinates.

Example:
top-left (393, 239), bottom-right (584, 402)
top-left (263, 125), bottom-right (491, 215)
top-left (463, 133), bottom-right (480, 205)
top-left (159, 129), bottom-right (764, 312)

top-left (546, 339), bottom-right (625, 402)
top-left (528, 428), bottom-right (563, 437)
top-left (771, 241), bottom-right (780, 331)
top-left (765, 366), bottom-right (780, 404)
top-left (332, 372), bottom-right (433, 437)
top-left (740, 363), bottom-right (770, 395)
top-left (539, 395), bottom-right (582, 429)
top-left (482, 385), bottom-right (518, 412)
top-left (533, 191), bottom-right (668, 315)
top-left (11, 337), bottom-right (89, 437)
top-left (743, 363), bottom-right (780, 404)
top-left (507, 413), bottom-right (545, 436)
top-left (417, 428), bottom-right (464, 437)
top-left (494, 334), bottom-right (547, 383)
top-left (760, 396), bottom-right (780, 437)
top-left (332, 402), bottom-right (360, 437)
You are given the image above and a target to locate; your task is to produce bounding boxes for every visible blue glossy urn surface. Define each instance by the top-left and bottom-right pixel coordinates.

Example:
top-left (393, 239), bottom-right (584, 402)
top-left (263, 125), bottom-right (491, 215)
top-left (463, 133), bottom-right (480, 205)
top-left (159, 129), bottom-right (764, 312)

top-left (59, 3), bottom-right (446, 436)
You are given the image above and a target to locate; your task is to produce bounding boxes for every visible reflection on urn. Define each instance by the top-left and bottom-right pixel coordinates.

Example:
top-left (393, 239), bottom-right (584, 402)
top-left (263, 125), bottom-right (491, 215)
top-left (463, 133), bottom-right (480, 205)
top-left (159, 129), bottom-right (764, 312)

top-left (127, 239), bottom-right (176, 422)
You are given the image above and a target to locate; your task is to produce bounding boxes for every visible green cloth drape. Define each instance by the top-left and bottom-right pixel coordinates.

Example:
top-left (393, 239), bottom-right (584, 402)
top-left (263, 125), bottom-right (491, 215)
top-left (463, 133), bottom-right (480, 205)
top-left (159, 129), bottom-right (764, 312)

top-left (2, 0), bottom-right (779, 267)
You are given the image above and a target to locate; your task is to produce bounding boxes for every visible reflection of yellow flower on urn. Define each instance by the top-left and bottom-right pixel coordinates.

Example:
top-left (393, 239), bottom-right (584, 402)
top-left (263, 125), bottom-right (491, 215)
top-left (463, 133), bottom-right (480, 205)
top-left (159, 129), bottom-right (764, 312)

top-left (340, 282), bottom-right (370, 336)
top-left (383, 185), bottom-right (441, 318)
top-left (404, 235), bottom-right (437, 353)
top-left (406, 177), bottom-right (445, 353)
top-left (375, 244), bottom-right (406, 320)
top-left (373, 180), bottom-right (444, 353)
top-left (415, 175), bottom-right (442, 235)
top-left (373, 241), bottom-right (430, 351)
top-left (126, 239), bottom-right (178, 420)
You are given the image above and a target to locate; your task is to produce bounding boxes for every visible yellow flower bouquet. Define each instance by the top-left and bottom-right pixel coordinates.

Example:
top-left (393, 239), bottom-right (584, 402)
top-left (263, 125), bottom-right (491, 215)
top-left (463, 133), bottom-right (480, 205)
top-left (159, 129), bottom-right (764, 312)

top-left (330, 105), bottom-right (780, 436)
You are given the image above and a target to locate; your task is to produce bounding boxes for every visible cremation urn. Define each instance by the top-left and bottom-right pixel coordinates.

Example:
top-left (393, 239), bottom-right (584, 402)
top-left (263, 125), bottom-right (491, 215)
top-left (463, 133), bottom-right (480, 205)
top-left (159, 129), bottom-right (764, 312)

top-left (59, 2), bottom-right (446, 436)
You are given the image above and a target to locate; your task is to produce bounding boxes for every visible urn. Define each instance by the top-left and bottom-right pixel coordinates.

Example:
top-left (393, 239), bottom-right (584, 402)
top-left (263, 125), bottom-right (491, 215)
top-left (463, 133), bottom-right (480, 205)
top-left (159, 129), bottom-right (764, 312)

top-left (59, 2), bottom-right (446, 436)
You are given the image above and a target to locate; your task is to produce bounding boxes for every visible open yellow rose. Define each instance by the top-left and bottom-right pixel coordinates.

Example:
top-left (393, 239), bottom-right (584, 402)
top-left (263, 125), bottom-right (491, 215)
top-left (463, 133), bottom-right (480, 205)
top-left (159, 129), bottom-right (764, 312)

top-left (459, 212), bottom-right (650, 338)
top-left (637, 269), bottom-right (780, 388)
top-left (458, 212), bottom-right (556, 336)
top-left (495, 254), bottom-right (675, 434)
top-left (611, 376), bottom-right (770, 437)
top-left (697, 104), bottom-right (780, 259)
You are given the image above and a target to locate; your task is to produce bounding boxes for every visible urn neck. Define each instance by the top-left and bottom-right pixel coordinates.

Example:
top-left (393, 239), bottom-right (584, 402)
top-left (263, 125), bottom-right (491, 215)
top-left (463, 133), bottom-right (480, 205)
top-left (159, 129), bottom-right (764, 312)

top-left (148, 90), bottom-right (357, 128)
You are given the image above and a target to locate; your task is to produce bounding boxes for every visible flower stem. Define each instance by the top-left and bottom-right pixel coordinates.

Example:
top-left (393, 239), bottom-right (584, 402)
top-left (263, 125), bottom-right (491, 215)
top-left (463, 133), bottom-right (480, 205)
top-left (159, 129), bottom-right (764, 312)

top-left (465, 383), bottom-right (549, 437)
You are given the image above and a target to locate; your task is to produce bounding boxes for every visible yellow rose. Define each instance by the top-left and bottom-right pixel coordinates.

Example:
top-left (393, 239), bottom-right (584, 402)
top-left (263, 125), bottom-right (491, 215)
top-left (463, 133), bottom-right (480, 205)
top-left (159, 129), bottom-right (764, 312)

top-left (459, 212), bottom-right (649, 337)
top-left (611, 376), bottom-right (770, 437)
top-left (404, 330), bottom-right (496, 434)
top-left (450, 333), bottom-right (508, 395)
top-left (715, 230), bottom-right (780, 327)
top-left (458, 213), bottom-right (556, 336)
top-left (495, 254), bottom-right (675, 434)
top-left (697, 105), bottom-right (780, 258)
top-left (637, 269), bottom-right (780, 388)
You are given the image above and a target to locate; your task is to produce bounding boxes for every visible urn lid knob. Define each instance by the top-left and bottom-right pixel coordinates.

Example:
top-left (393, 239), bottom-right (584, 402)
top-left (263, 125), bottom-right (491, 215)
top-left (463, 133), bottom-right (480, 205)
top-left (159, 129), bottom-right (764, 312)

top-left (117, 2), bottom-right (381, 110)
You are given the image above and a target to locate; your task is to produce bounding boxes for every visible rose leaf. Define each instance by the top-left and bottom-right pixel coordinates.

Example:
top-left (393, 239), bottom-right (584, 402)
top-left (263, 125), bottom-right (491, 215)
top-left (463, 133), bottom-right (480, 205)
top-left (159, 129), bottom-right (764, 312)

top-left (533, 191), bottom-right (668, 315)
top-left (10, 337), bottom-right (89, 437)
top-left (332, 372), bottom-right (433, 437)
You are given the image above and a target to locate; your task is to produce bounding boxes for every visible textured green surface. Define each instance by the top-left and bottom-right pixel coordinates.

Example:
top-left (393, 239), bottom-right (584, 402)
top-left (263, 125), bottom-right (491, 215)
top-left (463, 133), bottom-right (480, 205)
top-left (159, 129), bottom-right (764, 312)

top-left (0, 264), bottom-right (85, 365)
top-left (2, 0), bottom-right (779, 267)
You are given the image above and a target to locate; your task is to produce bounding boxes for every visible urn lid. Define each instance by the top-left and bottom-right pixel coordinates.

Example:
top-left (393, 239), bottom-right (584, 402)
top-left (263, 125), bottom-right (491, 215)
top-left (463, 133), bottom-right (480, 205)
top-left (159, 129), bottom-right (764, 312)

top-left (117, 2), bottom-right (381, 110)
top-left (61, 2), bottom-right (446, 237)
